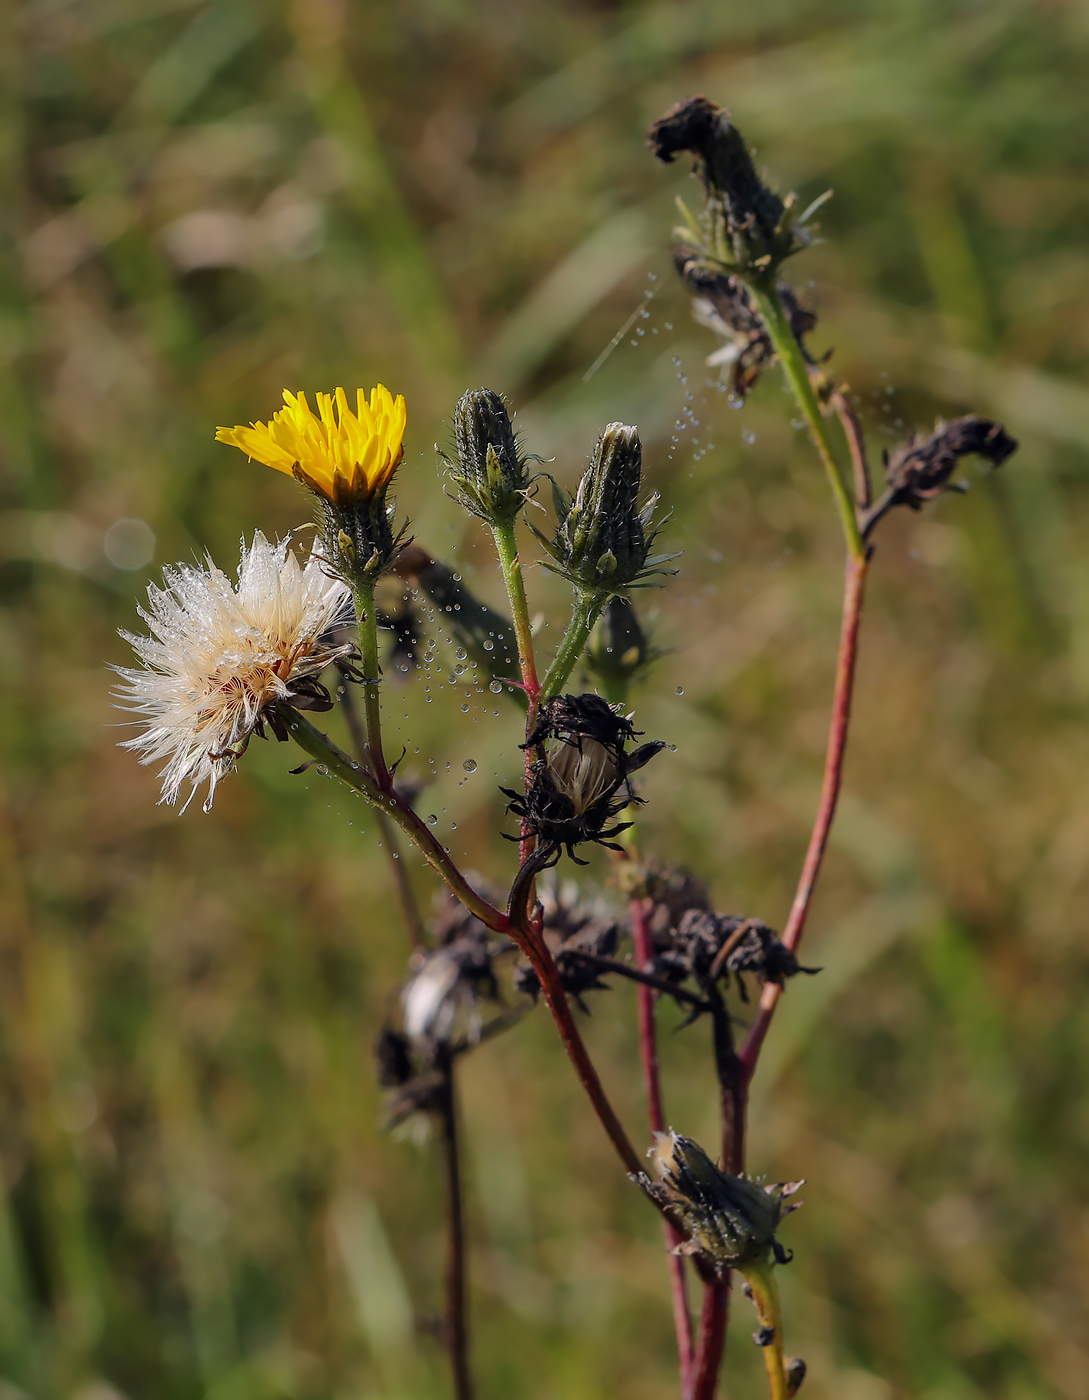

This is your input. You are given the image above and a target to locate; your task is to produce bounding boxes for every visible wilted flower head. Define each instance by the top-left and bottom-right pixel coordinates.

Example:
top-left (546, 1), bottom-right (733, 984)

top-left (217, 386), bottom-right (406, 507)
top-left (534, 424), bottom-right (676, 595)
top-left (446, 387), bottom-right (530, 524)
top-left (503, 693), bottom-right (665, 864)
top-left (115, 532), bottom-right (352, 811)
top-left (649, 96), bottom-right (804, 278)
top-left (636, 1131), bottom-right (803, 1268)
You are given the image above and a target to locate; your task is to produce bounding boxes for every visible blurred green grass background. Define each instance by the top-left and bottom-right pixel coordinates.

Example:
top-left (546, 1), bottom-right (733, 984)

top-left (3, 0), bottom-right (1089, 1396)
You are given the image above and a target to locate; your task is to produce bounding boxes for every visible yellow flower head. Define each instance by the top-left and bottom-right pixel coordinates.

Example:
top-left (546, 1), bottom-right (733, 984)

top-left (216, 386), bottom-right (406, 506)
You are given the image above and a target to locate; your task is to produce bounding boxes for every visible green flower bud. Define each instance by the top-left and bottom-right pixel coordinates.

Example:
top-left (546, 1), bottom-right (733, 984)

top-left (635, 1131), bottom-right (802, 1268)
top-left (446, 388), bottom-right (530, 524)
top-left (317, 492), bottom-right (409, 589)
top-left (535, 423), bottom-right (677, 595)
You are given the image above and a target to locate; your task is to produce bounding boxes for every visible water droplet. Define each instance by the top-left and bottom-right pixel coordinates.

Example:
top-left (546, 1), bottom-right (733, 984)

top-left (675, 686), bottom-right (684, 696)
top-left (426, 814), bottom-right (438, 825)
top-left (483, 640), bottom-right (494, 651)
top-left (489, 680), bottom-right (503, 693)
top-left (791, 418), bottom-right (804, 431)
top-left (742, 430), bottom-right (756, 445)
top-left (460, 703), bottom-right (470, 712)
top-left (728, 394), bottom-right (744, 411)
top-left (450, 822), bottom-right (457, 831)
top-left (463, 759), bottom-right (478, 773)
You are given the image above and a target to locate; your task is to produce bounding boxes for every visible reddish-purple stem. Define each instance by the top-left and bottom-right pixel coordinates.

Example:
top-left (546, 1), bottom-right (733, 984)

top-left (631, 896), bottom-right (695, 1395)
top-left (739, 549), bottom-right (870, 1080)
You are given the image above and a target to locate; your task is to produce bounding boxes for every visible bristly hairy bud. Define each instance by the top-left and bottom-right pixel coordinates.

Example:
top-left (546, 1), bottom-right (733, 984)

top-left (649, 95), bottom-right (805, 279)
top-left (446, 387), bottom-right (531, 524)
top-left (861, 415), bottom-right (1018, 536)
top-left (634, 1131), bottom-right (803, 1270)
top-left (534, 424), bottom-right (677, 595)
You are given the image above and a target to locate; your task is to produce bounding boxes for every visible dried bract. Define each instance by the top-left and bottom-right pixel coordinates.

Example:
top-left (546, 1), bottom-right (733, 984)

top-left (514, 877), bottom-right (620, 1011)
top-left (884, 416), bottom-right (1017, 508)
top-left (675, 248), bottom-right (816, 399)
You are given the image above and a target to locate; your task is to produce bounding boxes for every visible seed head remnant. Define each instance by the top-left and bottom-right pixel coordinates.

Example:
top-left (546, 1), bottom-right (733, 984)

top-left (114, 532), bottom-right (352, 811)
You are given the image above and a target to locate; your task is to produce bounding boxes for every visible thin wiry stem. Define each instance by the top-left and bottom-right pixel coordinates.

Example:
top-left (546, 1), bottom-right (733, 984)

top-left (337, 660), bottom-right (427, 950)
top-left (436, 1047), bottom-right (474, 1400)
top-left (739, 549), bottom-right (870, 1079)
top-left (280, 708), bottom-right (509, 933)
top-left (829, 385), bottom-right (872, 511)
top-left (631, 896), bottom-right (695, 1398)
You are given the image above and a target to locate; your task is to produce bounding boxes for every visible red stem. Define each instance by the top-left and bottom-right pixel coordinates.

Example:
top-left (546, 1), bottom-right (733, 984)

top-left (691, 1280), bottom-right (730, 1400)
top-left (631, 896), bottom-right (695, 1396)
top-left (739, 549), bottom-right (870, 1080)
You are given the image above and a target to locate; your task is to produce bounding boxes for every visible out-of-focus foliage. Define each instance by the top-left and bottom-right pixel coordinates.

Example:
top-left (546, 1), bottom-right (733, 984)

top-left (3, 0), bottom-right (1089, 1396)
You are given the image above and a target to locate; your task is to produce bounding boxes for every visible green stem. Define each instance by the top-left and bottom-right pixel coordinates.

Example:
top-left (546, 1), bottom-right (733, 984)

top-left (748, 278), bottom-right (865, 562)
top-left (353, 581), bottom-right (390, 789)
top-left (742, 1259), bottom-right (790, 1400)
top-left (540, 591), bottom-right (605, 700)
top-left (490, 519), bottom-right (539, 702)
top-left (279, 706), bottom-right (509, 933)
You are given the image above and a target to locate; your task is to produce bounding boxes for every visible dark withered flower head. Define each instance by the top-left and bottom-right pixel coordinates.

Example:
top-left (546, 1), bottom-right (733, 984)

top-left (534, 423), bottom-right (677, 595)
top-left (674, 247), bottom-right (817, 399)
top-left (514, 874), bottom-right (620, 1010)
top-left (634, 1131), bottom-right (803, 1268)
top-left (401, 891), bottom-right (504, 1049)
top-left (649, 96), bottom-right (803, 278)
top-left (444, 387), bottom-right (531, 524)
top-left (503, 693), bottom-right (666, 864)
top-left (648, 909), bottom-right (818, 1005)
top-left (881, 415), bottom-right (1018, 512)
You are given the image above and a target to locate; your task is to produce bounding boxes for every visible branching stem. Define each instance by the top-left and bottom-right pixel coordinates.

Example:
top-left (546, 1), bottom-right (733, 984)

top-left (540, 591), bottom-right (606, 700)
top-left (280, 707), bottom-right (509, 933)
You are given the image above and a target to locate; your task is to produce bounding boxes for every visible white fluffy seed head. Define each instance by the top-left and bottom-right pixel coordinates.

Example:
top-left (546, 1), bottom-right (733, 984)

top-left (114, 532), bottom-right (353, 811)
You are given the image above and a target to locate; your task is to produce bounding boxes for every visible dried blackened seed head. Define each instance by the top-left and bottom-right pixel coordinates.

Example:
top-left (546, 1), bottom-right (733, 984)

top-left (649, 95), bottom-right (799, 277)
top-left (400, 889), bottom-right (505, 1048)
top-left (675, 247), bottom-right (817, 398)
top-left (524, 693), bottom-right (639, 755)
top-left (375, 1027), bottom-right (415, 1088)
top-left (883, 416), bottom-right (1018, 511)
top-left (645, 908), bottom-right (817, 1004)
top-left (505, 694), bottom-right (666, 864)
top-left (785, 1358), bottom-right (807, 1396)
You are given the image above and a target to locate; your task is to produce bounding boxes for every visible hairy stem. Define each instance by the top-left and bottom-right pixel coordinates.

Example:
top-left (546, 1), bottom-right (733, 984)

top-left (739, 549), bottom-right (870, 1077)
top-left (353, 582), bottom-right (392, 789)
top-left (491, 519), bottom-right (540, 703)
top-left (631, 896), bottom-right (695, 1396)
top-left (748, 279), bottom-right (865, 562)
top-left (490, 518), bottom-right (542, 862)
top-left (539, 591), bottom-right (606, 701)
top-left (436, 1048), bottom-right (474, 1400)
top-left (743, 1261), bottom-right (790, 1400)
top-left (280, 707), bottom-right (509, 933)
